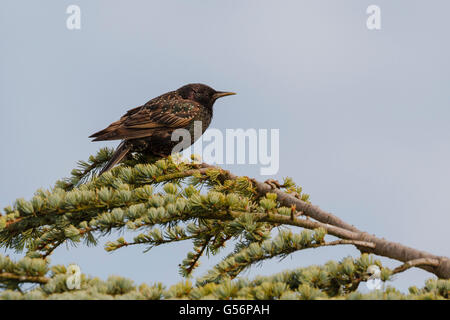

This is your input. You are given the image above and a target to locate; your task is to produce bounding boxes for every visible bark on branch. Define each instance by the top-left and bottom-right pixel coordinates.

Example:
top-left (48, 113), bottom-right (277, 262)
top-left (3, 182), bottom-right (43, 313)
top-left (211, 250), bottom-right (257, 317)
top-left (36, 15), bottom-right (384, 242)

top-left (0, 272), bottom-right (49, 284)
top-left (392, 258), bottom-right (440, 275)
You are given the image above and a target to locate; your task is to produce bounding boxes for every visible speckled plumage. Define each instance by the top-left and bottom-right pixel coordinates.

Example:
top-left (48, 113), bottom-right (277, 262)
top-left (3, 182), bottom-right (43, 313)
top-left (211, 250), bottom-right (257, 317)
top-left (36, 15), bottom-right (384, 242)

top-left (89, 83), bottom-right (235, 173)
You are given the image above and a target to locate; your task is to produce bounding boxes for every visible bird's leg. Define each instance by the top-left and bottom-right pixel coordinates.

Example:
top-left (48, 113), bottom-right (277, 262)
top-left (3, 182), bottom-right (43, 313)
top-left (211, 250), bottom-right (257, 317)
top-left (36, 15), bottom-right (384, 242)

top-left (140, 152), bottom-right (164, 164)
top-left (153, 152), bottom-right (169, 158)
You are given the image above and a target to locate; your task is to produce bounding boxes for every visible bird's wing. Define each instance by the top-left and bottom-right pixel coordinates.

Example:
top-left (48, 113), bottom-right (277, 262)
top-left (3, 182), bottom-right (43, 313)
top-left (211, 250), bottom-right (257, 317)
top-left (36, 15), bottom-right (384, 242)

top-left (90, 98), bottom-right (202, 141)
top-left (122, 102), bottom-right (198, 129)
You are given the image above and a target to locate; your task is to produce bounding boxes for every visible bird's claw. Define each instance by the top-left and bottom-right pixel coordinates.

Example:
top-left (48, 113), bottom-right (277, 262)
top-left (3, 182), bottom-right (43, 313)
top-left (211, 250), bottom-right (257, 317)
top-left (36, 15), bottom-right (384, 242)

top-left (264, 179), bottom-right (282, 189)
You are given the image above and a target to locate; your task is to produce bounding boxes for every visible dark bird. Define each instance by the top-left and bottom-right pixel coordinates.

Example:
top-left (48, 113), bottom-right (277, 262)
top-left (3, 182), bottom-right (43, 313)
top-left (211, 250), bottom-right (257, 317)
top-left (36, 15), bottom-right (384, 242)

top-left (89, 83), bottom-right (235, 174)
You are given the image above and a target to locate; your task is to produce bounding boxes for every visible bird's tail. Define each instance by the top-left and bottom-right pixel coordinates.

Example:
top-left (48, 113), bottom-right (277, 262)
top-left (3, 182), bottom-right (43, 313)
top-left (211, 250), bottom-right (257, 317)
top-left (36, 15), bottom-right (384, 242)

top-left (99, 141), bottom-right (132, 175)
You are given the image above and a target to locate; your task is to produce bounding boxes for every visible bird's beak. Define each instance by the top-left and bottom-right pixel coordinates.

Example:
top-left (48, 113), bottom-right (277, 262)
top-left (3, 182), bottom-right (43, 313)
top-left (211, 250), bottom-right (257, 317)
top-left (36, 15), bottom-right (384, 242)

top-left (213, 91), bottom-right (236, 100)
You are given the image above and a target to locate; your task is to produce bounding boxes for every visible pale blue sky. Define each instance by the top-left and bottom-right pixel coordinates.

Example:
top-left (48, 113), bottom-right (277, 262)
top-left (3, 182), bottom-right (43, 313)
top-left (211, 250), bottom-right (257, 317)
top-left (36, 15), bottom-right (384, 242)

top-left (1, 0), bottom-right (449, 293)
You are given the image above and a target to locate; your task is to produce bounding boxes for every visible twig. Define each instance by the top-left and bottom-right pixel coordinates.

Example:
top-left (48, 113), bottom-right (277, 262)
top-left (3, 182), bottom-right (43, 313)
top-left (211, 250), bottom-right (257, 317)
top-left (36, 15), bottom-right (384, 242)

top-left (185, 236), bottom-right (212, 275)
top-left (392, 258), bottom-right (440, 275)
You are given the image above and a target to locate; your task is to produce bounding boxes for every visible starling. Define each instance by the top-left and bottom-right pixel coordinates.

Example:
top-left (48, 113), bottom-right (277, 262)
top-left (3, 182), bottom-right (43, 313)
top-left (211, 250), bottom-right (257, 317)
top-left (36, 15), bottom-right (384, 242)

top-left (89, 83), bottom-right (235, 174)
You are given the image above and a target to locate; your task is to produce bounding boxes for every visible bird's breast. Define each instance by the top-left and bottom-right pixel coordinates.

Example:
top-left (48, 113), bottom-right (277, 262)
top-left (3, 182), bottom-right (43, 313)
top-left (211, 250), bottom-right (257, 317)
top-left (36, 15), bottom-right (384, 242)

top-left (186, 108), bottom-right (212, 143)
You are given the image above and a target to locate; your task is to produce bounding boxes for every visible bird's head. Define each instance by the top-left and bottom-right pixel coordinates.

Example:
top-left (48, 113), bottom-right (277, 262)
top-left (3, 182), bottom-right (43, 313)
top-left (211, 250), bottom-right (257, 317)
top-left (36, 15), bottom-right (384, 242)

top-left (176, 83), bottom-right (235, 108)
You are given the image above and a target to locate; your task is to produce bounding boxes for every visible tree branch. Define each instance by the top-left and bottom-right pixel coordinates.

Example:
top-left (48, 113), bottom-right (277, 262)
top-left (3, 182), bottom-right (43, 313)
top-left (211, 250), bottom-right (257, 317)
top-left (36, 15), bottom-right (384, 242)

top-left (0, 272), bottom-right (49, 284)
top-left (199, 163), bottom-right (450, 279)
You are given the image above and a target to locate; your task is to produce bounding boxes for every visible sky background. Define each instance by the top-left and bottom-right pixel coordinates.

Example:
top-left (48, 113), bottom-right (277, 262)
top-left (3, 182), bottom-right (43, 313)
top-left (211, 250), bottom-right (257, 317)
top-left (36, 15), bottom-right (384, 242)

top-left (1, 0), bottom-right (449, 293)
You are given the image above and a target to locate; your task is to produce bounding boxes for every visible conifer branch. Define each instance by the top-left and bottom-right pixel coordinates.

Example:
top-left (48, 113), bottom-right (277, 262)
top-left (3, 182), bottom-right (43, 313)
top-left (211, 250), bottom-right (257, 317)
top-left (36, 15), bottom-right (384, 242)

top-left (0, 252), bottom-right (449, 299)
top-left (1, 148), bottom-right (449, 299)
top-left (197, 229), bottom-right (375, 284)
top-left (198, 163), bottom-right (450, 279)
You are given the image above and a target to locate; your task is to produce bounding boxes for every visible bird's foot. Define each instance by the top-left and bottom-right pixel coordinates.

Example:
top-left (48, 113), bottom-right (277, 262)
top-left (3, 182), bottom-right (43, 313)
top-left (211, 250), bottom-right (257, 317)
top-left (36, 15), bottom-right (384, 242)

top-left (264, 179), bottom-right (282, 189)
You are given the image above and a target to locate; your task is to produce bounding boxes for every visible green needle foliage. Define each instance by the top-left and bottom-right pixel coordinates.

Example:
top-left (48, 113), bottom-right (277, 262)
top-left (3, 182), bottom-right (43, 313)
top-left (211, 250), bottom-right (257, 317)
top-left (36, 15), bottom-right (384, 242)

top-left (0, 148), bottom-right (448, 300)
